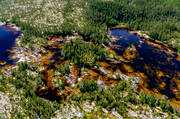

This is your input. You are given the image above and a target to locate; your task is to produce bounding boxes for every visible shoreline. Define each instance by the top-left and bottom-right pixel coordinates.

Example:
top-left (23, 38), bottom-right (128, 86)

top-left (0, 21), bottom-right (22, 45)
top-left (108, 25), bottom-right (178, 53)
top-left (0, 22), bottom-right (22, 68)
top-left (0, 22), bottom-right (21, 31)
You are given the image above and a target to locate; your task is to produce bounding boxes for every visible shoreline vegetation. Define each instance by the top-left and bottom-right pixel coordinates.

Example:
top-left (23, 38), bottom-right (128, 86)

top-left (0, 0), bottom-right (180, 118)
top-left (109, 25), bottom-right (178, 53)
top-left (0, 22), bottom-right (21, 31)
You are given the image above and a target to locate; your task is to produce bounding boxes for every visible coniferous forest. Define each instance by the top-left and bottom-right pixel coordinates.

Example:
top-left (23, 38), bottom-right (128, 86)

top-left (0, 0), bottom-right (180, 118)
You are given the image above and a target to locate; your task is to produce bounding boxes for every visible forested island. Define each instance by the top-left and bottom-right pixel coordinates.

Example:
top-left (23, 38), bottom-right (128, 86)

top-left (0, 0), bottom-right (180, 118)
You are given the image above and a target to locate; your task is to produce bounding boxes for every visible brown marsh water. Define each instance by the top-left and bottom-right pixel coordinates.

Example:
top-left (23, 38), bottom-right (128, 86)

top-left (108, 28), bottom-right (180, 107)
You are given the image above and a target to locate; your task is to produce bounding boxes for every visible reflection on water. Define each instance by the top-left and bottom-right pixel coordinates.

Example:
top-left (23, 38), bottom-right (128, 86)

top-left (0, 25), bottom-right (21, 66)
top-left (108, 28), bottom-right (180, 107)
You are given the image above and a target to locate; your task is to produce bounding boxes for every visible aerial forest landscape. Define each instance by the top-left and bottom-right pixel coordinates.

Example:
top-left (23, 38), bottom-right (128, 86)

top-left (0, 0), bottom-right (180, 118)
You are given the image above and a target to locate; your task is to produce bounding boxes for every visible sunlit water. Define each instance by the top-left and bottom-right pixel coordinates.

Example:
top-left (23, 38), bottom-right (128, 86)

top-left (0, 25), bottom-right (21, 66)
top-left (108, 28), bottom-right (180, 104)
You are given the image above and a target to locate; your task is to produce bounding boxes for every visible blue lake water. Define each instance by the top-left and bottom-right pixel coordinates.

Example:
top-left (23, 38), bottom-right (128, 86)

top-left (0, 25), bottom-right (21, 66)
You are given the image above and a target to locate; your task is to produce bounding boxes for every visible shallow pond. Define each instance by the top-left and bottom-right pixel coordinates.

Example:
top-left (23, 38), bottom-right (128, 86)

top-left (0, 25), bottom-right (21, 67)
top-left (108, 28), bottom-right (180, 107)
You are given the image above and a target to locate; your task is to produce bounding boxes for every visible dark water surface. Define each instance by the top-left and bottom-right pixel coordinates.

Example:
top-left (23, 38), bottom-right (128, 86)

top-left (108, 29), bottom-right (180, 102)
top-left (0, 25), bottom-right (21, 66)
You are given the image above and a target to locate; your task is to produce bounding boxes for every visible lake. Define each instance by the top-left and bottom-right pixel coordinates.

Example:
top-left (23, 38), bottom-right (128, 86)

top-left (0, 25), bottom-right (21, 67)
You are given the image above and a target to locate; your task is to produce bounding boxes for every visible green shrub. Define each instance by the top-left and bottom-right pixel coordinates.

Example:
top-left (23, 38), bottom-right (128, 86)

top-left (124, 92), bottom-right (138, 105)
top-left (117, 79), bottom-right (128, 91)
top-left (78, 79), bottom-right (98, 93)
top-left (52, 78), bottom-right (65, 90)
top-left (18, 62), bottom-right (29, 71)
top-left (159, 99), bottom-right (175, 114)
top-left (72, 78), bottom-right (178, 117)
top-left (107, 18), bottom-right (119, 26)
top-left (2, 62), bottom-right (60, 119)
top-left (57, 64), bottom-right (70, 77)
top-left (20, 96), bottom-right (60, 119)
top-left (140, 92), bottom-right (159, 107)
top-left (62, 39), bottom-right (108, 67)
top-left (140, 92), bottom-right (176, 114)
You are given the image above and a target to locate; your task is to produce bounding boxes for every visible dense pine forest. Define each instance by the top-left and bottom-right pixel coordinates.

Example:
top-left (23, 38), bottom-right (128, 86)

top-left (0, 0), bottom-right (180, 118)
